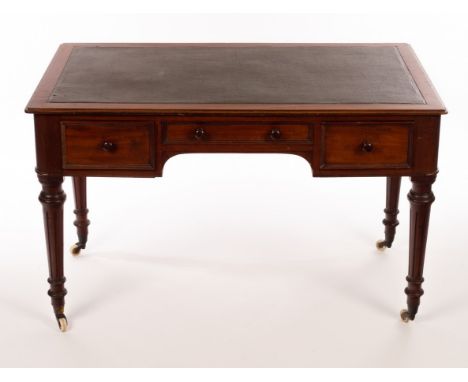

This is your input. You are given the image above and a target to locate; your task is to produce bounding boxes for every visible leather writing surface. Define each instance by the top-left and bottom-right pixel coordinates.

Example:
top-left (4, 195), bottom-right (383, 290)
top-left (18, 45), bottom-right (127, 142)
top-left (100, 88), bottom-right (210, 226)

top-left (50, 46), bottom-right (425, 105)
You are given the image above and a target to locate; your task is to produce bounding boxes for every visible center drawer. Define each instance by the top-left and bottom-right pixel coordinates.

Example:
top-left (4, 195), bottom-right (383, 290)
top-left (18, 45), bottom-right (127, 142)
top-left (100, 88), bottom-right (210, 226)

top-left (162, 122), bottom-right (312, 144)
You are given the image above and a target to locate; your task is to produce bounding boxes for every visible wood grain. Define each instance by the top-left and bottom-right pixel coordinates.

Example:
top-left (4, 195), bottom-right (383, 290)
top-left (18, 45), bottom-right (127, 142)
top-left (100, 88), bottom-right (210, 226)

top-left (61, 120), bottom-right (155, 170)
top-left (320, 122), bottom-right (411, 169)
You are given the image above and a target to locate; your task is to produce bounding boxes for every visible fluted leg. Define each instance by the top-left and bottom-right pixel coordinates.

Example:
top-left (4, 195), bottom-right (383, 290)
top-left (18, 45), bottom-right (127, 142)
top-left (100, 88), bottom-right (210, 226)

top-left (401, 174), bottom-right (436, 322)
top-left (38, 174), bottom-right (68, 331)
top-left (71, 176), bottom-right (90, 255)
top-left (377, 176), bottom-right (401, 250)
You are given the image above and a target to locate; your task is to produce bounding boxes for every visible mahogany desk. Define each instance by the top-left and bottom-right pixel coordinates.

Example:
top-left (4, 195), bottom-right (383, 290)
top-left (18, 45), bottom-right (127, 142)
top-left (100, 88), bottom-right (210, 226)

top-left (26, 43), bottom-right (446, 331)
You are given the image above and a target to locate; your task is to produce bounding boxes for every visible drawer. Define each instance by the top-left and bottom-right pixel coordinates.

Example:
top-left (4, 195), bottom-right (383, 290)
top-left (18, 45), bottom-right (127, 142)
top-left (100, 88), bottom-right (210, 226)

top-left (162, 122), bottom-right (312, 144)
top-left (61, 120), bottom-right (155, 170)
top-left (320, 122), bottom-right (413, 169)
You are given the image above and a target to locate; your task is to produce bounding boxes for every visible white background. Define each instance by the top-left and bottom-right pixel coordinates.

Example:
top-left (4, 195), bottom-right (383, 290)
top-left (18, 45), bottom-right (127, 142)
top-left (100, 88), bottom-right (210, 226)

top-left (0, 4), bottom-right (467, 368)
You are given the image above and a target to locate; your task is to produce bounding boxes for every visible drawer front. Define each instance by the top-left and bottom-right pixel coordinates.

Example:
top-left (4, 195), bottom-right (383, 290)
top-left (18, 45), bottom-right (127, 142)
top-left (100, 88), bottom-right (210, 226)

top-left (61, 120), bottom-right (155, 170)
top-left (320, 122), bottom-right (413, 169)
top-left (163, 122), bottom-right (312, 144)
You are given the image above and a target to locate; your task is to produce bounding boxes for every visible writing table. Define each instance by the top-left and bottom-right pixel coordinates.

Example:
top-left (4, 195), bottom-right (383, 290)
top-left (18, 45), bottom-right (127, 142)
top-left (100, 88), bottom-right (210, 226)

top-left (25, 43), bottom-right (446, 331)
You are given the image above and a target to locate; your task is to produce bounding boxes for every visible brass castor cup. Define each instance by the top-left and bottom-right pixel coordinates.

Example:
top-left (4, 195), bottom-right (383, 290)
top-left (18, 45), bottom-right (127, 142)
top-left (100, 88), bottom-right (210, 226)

top-left (70, 243), bottom-right (85, 256)
top-left (56, 314), bottom-right (68, 332)
top-left (376, 239), bottom-right (388, 251)
top-left (400, 309), bottom-right (412, 323)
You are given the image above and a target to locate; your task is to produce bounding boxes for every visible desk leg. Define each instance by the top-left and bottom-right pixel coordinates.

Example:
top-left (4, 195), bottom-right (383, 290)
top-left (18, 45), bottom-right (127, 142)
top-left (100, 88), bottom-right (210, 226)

top-left (38, 174), bottom-right (68, 332)
top-left (401, 174), bottom-right (436, 322)
top-left (71, 176), bottom-right (90, 256)
top-left (377, 176), bottom-right (401, 250)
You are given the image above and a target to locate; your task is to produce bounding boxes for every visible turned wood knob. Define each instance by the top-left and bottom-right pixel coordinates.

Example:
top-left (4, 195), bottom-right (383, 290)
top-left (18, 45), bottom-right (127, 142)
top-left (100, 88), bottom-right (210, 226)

top-left (360, 141), bottom-right (374, 153)
top-left (270, 128), bottom-right (282, 140)
top-left (194, 127), bottom-right (206, 140)
top-left (101, 141), bottom-right (117, 152)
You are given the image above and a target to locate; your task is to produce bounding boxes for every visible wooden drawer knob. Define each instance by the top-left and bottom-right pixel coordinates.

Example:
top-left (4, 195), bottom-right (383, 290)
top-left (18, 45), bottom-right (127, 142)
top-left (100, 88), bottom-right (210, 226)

top-left (360, 141), bottom-right (374, 153)
top-left (194, 127), bottom-right (206, 140)
top-left (270, 128), bottom-right (282, 140)
top-left (101, 141), bottom-right (117, 152)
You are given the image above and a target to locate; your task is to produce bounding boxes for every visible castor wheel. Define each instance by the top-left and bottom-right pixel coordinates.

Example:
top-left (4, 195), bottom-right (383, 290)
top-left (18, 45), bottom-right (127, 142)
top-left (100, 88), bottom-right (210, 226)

top-left (70, 243), bottom-right (84, 256)
top-left (56, 316), bottom-right (68, 332)
top-left (400, 309), bottom-right (412, 323)
top-left (376, 239), bottom-right (388, 251)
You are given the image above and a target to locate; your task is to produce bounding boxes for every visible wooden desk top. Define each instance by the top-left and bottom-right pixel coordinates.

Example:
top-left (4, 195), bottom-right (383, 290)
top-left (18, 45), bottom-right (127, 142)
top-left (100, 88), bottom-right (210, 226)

top-left (26, 43), bottom-right (446, 115)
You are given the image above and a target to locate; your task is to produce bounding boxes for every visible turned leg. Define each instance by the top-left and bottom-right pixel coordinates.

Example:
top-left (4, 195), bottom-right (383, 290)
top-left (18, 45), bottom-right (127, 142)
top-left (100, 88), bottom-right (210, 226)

top-left (401, 174), bottom-right (436, 322)
top-left (38, 174), bottom-right (68, 332)
top-left (71, 176), bottom-right (90, 256)
top-left (377, 176), bottom-right (401, 250)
